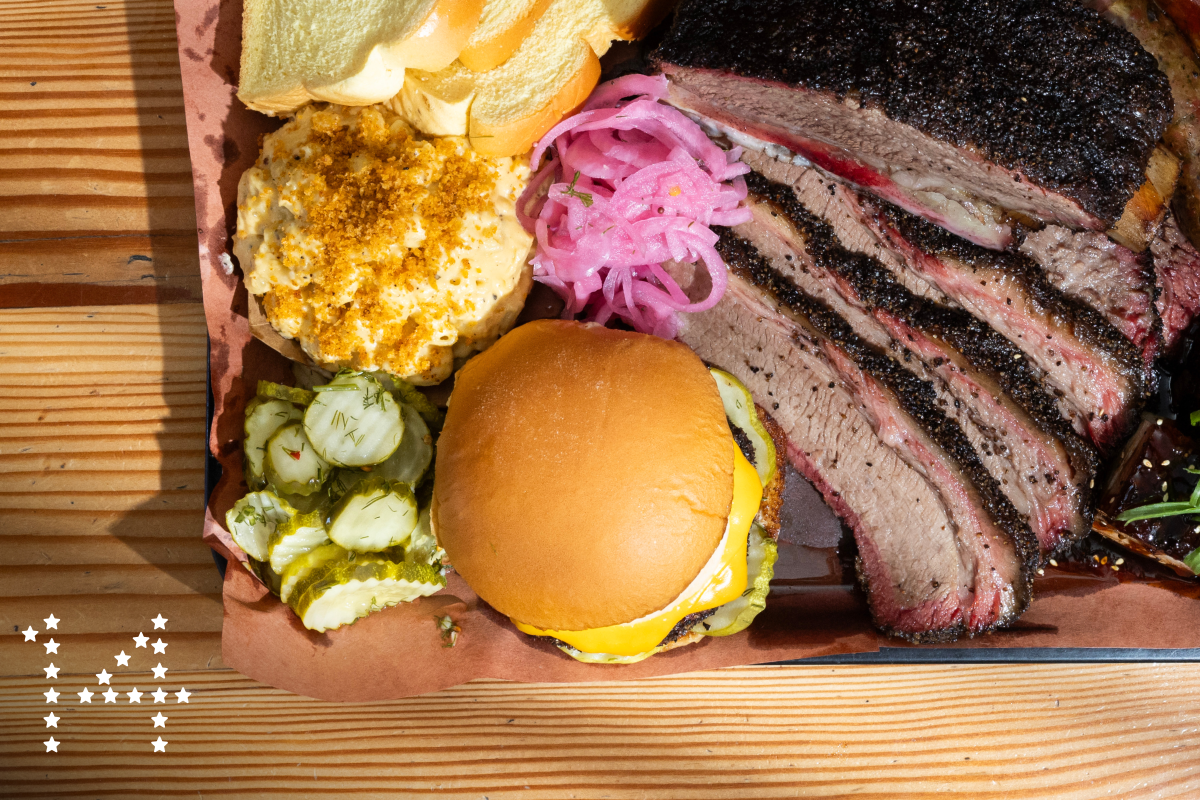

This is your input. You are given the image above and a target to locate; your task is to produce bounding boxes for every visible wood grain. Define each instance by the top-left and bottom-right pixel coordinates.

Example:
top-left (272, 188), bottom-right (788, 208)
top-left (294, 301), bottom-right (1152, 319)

top-left (2, 665), bottom-right (1200, 799)
top-left (0, 0), bottom-right (201, 305)
top-left (0, 304), bottom-right (221, 675)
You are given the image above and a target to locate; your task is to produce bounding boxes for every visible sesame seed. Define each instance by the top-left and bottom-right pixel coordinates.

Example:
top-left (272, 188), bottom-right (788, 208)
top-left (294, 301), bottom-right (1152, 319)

top-left (1163, 481), bottom-right (1169, 492)
top-left (1115, 558), bottom-right (1125, 565)
top-left (1143, 459), bottom-right (1154, 468)
top-left (1157, 419), bottom-right (1163, 426)
top-left (1089, 479), bottom-right (1094, 488)
top-left (1037, 568), bottom-right (1045, 575)
top-left (1112, 565), bottom-right (1120, 572)
top-left (1013, 353), bottom-right (1022, 360)
top-left (1049, 559), bottom-right (1058, 567)
top-left (1162, 460), bottom-right (1171, 467)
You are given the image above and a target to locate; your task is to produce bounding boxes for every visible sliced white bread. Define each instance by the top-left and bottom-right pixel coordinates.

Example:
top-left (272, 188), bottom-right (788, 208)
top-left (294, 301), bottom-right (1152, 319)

top-left (396, 0), bottom-right (672, 156)
top-left (238, 0), bottom-right (484, 114)
top-left (459, 0), bottom-right (555, 73)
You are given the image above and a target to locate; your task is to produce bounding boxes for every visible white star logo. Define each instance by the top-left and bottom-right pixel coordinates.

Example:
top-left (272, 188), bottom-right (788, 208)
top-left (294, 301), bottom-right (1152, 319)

top-left (22, 626), bottom-right (38, 642)
top-left (151, 712), bottom-right (168, 728)
top-left (151, 638), bottom-right (167, 654)
top-left (43, 638), bottom-right (59, 655)
top-left (151, 737), bottom-right (168, 752)
top-left (43, 663), bottom-right (59, 679)
top-left (133, 632), bottom-right (148, 648)
top-left (151, 688), bottom-right (168, 703)
top-left (151, 614), bottom-right (168, 630)
top-left (127, 688), bottom-right (143, 703)
top-left (44, 688), bottom-right (59, 704)
top-left (114, 651), bottom-right (131, 667)
top-left (44, 737), bottom-right (59, 752)
top-left (78, 688), bottom-right (94, 703)
top-left (102, 688), bottom-right (119, 703)
top-left (151, 663), bottom-right (168, 680)
top-left (44, 712), bottom-right (59, 728)
top-left (175, 687), bottom-right (191, 703)
top-left (43, 614), bottom-right (59, 630)
top-left (96, 669), bottom-right (111, 686)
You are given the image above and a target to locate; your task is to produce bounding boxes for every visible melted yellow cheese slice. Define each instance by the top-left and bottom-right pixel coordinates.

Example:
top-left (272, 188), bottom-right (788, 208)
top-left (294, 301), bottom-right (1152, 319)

top-left (514, 447), bottom-right (763, 657)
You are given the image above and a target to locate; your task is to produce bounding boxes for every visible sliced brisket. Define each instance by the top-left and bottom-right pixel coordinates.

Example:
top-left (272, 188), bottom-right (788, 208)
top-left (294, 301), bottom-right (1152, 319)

top-left (734, 171), bottom-right (1098, 556)
top-left (656, 0), bottom-right (1172, 249)
top-left (1151, 211), bottom-right (1200, 352)
top-left (673, 261), bottom-right (1034, 639)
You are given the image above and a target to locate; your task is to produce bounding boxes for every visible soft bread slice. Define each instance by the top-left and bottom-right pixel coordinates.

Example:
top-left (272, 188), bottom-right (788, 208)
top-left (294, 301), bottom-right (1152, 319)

top-left (397, 0), bottom-right (672, 156)
top-left (238, 0), bottom-right (484, 114)
top-left (458, 0), bottom-right (554, 73)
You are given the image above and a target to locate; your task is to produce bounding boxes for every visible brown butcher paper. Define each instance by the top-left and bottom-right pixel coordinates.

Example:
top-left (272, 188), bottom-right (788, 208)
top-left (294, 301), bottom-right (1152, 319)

top-left (174, 0), bottom-right (1200, 701)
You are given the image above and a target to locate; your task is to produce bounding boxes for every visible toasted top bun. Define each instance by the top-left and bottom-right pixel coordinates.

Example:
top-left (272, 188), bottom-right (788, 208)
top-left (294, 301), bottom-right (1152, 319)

top-left (433, 320), bottom-right (735, 631)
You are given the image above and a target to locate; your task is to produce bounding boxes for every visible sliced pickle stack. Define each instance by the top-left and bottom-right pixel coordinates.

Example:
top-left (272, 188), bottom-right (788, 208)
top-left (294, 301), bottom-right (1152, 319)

top-left (224, 370), bottom-right (446, 632)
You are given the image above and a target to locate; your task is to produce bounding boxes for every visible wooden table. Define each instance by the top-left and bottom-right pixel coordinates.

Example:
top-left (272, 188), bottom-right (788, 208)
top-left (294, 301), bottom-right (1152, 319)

top-left (3, 1), bottom-right (1200, 796)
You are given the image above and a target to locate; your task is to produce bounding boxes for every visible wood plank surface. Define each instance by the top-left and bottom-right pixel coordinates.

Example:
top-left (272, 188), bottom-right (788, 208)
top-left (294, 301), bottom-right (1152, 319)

top-left (4, 0), bottom-right (1200, 797)
top-left (0, 303), bottom-right (221, 676)
top-left (4, 665), bottom-right (1200, 799)
top-left (0, 0), bottom-right (201, 305)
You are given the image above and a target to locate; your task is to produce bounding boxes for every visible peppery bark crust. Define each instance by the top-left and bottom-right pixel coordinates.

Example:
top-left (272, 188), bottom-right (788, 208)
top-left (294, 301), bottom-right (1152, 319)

top-left (716, 232), bottom-right (1040, 633)
top-left (655, 0), bottom-right (1172, 226)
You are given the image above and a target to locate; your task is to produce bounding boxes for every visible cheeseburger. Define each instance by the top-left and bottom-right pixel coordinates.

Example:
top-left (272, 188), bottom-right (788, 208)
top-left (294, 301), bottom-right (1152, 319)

top-left (432, 320), bottom-right (783, 663)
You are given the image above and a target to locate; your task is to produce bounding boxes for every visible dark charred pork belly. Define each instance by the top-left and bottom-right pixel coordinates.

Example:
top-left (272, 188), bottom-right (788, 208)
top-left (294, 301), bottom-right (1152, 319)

top-left (655, 0), bottom-right (1173, 249)
top-left (671, 241), bottom-right (1037, 639)
top-left (735, 171), bottom-right (1098, 556)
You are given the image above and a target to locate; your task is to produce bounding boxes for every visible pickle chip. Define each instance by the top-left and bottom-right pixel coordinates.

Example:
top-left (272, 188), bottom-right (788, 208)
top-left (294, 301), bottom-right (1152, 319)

top-left (226, 491), bottom-right (296, 561)
top-left (372, 403), bottom-right (433, 487)
top-left (289, 555), bottom-right (445, 632)
top-left (710, 368), bottom-right (777, 489)
top-left (696, 524), bottom-right (777, 638)
top-left (257, 379), bottom-right (316, 406)
top-left (264, 421), bottom-right (331, 496)
top-left (244, 398), bottom-right (303, 489)
top-left (304, 372), bottom-right (404, 467)
top-left (327, 477), bottom-right (419, 552)
top-left (268, 509), bottom-right (332, 574)
top-left (280, 542), bottom-right (348, 603)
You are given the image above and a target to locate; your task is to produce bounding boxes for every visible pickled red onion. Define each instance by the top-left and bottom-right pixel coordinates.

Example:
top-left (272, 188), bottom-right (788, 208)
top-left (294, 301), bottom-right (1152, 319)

top-left (518, 73), bottom-right (750, 338)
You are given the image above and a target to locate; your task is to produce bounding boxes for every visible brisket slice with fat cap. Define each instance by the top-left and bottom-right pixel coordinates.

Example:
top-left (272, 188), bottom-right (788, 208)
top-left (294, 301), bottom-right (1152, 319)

top-left (671, 241), bottom-right (1037, 639)
top-left (655, 0), bottom-right (1172, 250)
top-left (743, 152), bottom-right (1152, 454)
top-left (735, 170), bottom-right (1099, 556)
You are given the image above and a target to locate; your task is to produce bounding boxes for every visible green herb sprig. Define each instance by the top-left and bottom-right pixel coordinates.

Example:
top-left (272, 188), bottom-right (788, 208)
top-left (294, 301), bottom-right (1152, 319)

top-left (559, 171), bottom-right (594, 207)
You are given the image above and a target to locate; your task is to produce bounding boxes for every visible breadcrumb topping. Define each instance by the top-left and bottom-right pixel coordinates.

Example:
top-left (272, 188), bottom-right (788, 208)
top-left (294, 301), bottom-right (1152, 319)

top-left (234, 104), bottom-right (533, 383)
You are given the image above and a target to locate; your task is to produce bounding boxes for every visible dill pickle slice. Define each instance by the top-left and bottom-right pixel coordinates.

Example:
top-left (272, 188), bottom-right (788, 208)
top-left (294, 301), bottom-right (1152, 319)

top-left (225, 490), bottom-right (296, 561)
top-left (404, 507), bottom-right (446, 567)
top-left (264, 421), bottom-right (331, 496)
top-left (289, 555), bottom-right (445, 633)
top-left (244, 398), bottom-right (303, 489)
top-left (279, 542), bottom-right (348, 603)
top-left (327, 477), bottom-right (419, 552)
top-left (710, 368), bottom-right (777, 489)
top-left (257, 379), bottom-right (315, 406)
top-left (696, 524), bottom-right (777, 638)
top-left (372, 403), bottom-right (433, 487)
top-left (328, 467), bottom-right (372, 503)
top-left (268, 509), bottom-right (332, 574)
top-left (390, 379), bottom-right (445, 430)
top-left (556, 643), bottom-right (663, 665)
top-left (304, 371), bottom-right (404, 467)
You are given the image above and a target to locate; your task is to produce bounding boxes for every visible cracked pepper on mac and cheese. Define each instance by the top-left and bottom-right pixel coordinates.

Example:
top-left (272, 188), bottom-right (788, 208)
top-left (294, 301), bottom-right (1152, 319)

top-left (233, 104), bottom-right (533, 384)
